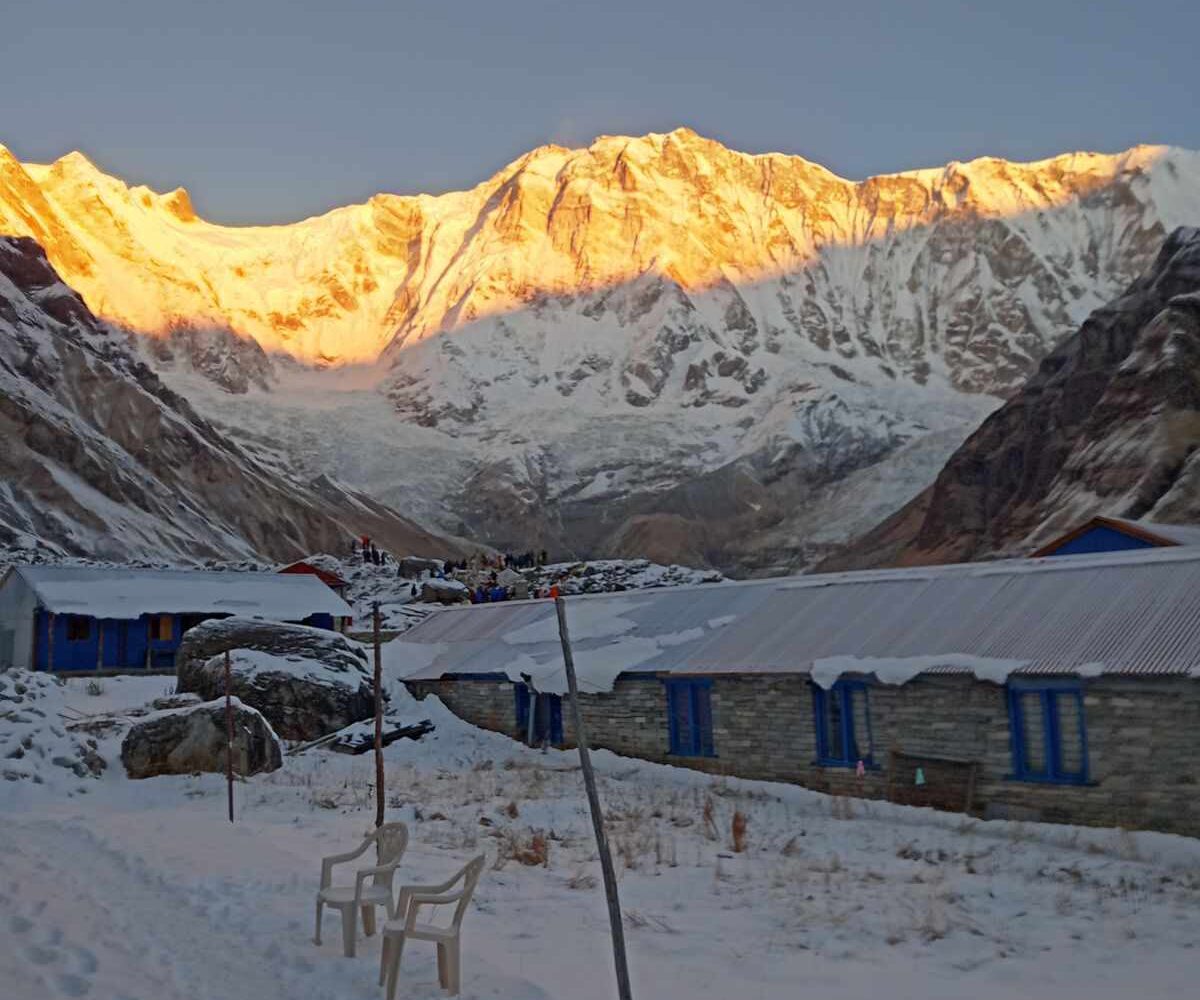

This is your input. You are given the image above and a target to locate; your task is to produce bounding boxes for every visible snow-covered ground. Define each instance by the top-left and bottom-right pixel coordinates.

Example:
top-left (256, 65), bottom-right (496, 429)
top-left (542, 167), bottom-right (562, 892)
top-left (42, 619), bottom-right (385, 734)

top-left (4, 668), bottom-right (1199, 1000)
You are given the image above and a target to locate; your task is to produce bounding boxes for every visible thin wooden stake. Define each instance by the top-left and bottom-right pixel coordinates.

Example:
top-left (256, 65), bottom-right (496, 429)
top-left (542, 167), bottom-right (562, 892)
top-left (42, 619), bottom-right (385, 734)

top-left (224, 649), bottom-right (234, 823)
top-left (373, 602), bottom-right (385, 829)
top-left (555, 597), bottom-right (633, 1000)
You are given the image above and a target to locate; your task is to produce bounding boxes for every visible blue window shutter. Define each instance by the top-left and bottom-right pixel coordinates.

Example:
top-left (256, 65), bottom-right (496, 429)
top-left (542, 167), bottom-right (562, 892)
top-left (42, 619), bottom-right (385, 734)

top-left (670, 683), bottom-right (693, 754)
top-left (666, 680), bottom-right (712, 756)
top-left (514, 683), bottom-right (529, 732)
top-left (812, 684), bottom-right (828, 759)
top-left (693, 684), bottom-right (714, 757)
top-left (813, 681), bottom-right (873, 766)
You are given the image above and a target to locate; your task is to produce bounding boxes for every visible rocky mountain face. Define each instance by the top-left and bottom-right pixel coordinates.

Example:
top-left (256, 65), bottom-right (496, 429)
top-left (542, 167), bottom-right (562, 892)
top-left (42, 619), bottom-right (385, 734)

top-left (0, 236), bottom-right (462, 563)
top-left (2, 132), bottom-right (1200, 572)
top-left (824, 226), bottom-right (1200, 569)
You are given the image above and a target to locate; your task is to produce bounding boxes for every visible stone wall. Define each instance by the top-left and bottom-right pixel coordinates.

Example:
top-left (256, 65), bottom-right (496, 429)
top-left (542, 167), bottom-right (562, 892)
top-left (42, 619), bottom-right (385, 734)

top-left (406, 673), bottom-right (1200, 837)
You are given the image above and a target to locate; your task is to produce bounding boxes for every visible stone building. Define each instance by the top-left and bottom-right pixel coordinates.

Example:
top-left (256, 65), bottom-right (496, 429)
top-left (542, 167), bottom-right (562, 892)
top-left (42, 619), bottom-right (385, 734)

top-left (396, 547), bottom-right (1200, 837)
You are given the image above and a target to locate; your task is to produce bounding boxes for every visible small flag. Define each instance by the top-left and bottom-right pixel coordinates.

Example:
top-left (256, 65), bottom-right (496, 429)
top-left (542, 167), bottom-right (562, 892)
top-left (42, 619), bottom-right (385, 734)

top-left (914, 767), bottom-right (926, 786)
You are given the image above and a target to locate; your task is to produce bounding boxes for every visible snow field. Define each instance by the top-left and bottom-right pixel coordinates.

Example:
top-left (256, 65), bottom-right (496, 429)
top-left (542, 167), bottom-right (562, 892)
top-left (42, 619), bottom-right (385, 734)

top-left (2, 673), bottom-right (1199, 999)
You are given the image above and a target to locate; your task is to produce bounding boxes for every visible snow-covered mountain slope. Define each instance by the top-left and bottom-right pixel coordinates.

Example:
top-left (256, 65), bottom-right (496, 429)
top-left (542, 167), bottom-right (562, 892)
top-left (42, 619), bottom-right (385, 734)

top-left (0, 236), bottom-right (465, 563)
top-left (823, 226), bottom-right (1200, 570)
top-left (3, 131), bottom-right (1200, 572)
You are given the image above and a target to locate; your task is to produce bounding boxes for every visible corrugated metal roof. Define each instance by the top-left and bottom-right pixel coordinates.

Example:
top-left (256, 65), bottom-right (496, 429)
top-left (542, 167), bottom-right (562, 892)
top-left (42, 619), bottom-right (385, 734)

top-left (2, 565), bottom-right (353, 619)
top-left (391, 546), bottom-right (1200, 689)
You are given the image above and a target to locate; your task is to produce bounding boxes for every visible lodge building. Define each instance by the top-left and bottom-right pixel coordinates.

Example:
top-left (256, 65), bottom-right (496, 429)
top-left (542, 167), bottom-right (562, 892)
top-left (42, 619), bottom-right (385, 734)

top-left (0, 565), bottom-right (353, 672)
top-left (397, 546), bottom-right (1200, 837)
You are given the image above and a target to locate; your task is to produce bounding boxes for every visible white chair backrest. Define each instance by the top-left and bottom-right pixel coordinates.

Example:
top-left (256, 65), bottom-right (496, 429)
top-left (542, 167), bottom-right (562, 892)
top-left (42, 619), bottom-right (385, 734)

top-left (451, 855), bottom-right (486, 930)
top-left (374, 822), bottom-right (409, 867)
top-left (370, 821), bottom-right (409, 890)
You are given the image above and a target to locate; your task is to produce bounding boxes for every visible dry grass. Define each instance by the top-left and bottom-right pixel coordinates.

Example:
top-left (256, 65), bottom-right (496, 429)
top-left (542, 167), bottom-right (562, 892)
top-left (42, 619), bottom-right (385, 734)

top-left (731, 810), bottom-right (748, 853)
top-left (566, 869), bottom-right (598, 890)
top-left (496, 830), bottom-right (549, 868)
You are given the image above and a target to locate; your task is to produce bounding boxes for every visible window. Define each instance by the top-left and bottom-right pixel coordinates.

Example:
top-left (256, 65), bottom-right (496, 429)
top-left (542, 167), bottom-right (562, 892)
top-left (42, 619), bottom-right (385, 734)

top-left (813, 681), bottom-right (873, 766)
top-left (65, 616), bottom-right (91, 642)
top-left (151, 615), bottom-right (174, 642)
top-left (1007, 682), bottom-right (1088, 784)
top-left (514, 684), bottom-right (564, 745)
top-left (665, 679), bottom-right (715, 757)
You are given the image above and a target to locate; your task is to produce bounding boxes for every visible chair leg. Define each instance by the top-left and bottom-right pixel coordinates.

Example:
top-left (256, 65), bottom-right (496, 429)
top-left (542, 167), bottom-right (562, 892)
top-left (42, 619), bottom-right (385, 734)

top-left (341, 905), bottom-right (357, 958)
top-left (314, 899), bottom-right (324, 945)
top-left (384, 934), bottom-right (405, 1000)
top-left (437, 943), bottom-right (447, 989)
top-left (379, 937), bottom-right (391, 986)
top-left (446, 938), bottom-right (461, 995)
top-left (362, 905), bottom-right (377, 936)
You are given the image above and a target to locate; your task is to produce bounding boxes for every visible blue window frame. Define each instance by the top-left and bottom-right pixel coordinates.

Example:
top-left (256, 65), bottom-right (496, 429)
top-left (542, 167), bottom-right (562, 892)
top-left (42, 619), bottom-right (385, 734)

top-left (514, 683), bottom-right (564, 745)
top-left (665, 679), bottom-right (715, 757)
top-left (1007, 681), bottom-right (1089, 784)
top-left (812, 681), bottom-right (873, 767)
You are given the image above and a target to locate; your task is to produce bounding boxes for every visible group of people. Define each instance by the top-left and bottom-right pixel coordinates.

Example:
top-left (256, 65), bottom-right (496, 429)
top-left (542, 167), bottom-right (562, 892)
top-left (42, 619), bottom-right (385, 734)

top-left (466, 572), bottom-right (562, 604)
top-left (350, 537), bottom-right (390, 566)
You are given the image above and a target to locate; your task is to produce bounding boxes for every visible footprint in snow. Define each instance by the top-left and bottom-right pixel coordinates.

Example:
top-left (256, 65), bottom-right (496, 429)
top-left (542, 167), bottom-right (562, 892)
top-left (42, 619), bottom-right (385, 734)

top-left (56, 971), bottom-right (91, 997)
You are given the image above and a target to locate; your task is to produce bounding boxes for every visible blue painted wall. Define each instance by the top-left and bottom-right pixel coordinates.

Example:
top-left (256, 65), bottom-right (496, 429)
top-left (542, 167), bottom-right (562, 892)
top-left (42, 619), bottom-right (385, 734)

top-left (1046, 525), bottom-right (1157, 557)
top-left (36, 612), bottom-right (158, 671)
top-left (35, 609), bottom-right (341, 671)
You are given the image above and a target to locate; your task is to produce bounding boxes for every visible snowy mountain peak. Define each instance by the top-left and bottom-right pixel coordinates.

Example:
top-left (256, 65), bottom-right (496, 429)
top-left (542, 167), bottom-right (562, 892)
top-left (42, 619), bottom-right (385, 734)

top-left (0, 133), bottom-right (1195, 372)
top-left (2, 132), bottom-right (1200, 572)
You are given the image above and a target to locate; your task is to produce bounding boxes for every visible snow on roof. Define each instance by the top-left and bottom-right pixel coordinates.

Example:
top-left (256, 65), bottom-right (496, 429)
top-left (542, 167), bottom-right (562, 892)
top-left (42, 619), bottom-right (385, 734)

top-left (389, 546), bottom-right (1200, 692)
top-left (3, 566), bottom-right (352, 619)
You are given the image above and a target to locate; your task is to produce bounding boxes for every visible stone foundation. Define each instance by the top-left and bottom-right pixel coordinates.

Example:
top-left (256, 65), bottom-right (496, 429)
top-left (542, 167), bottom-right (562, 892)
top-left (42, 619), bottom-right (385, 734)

top-left (406, 673), bottom-right (1200, 838)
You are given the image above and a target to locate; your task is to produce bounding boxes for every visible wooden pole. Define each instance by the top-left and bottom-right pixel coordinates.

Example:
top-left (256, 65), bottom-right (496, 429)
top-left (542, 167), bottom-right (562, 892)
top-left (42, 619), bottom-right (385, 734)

top-left (225, 650), bottom-right (235, 823)
top-left (373, 602), bottom-right (385, 829)
top-left (555, 597), bottom-right (633, 1000)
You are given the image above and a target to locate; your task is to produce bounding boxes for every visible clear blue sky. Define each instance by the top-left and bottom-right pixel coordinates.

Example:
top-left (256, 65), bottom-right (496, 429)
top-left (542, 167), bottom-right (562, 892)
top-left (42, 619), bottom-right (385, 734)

top-left (2, 0), bottom-right (1196, 224)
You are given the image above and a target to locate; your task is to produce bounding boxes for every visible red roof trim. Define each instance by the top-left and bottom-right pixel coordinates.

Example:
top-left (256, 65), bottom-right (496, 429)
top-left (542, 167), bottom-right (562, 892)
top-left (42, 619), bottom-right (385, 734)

top-left (278, 561), bottom-right (349, 589)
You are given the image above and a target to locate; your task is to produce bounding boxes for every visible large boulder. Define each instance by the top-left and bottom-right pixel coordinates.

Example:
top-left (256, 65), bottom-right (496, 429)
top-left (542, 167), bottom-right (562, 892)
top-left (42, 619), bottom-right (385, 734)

top-left (420, 578), bottom-right (469, 604)
top-left (176, 617), bottom-right (375, 740)
top-left (120, 699), bottom-right (281, 779)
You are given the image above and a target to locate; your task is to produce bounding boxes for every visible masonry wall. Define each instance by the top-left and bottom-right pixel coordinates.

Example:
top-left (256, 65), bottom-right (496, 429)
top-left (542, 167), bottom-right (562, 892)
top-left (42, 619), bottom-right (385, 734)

top-left (406, 673), bottom-right (1200, 838)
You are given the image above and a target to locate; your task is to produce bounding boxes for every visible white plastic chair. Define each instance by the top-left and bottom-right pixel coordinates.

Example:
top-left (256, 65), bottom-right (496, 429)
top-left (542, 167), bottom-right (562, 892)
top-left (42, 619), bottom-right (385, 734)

top-left (379, 855), bottom-right (486, 998)
top-left (316, 822), bottom-right (409, 958)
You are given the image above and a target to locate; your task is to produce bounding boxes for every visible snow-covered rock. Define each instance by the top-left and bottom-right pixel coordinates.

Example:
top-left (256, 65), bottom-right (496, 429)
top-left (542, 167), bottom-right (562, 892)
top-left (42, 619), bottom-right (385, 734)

top-left (176, 617), bottom-right (374, 740)
top-left (530, 558), bottom-right (723, 593)
top-left (120, 698), bottom-right (281, 779)
top-left (0, 669), bottom-right (107, 783)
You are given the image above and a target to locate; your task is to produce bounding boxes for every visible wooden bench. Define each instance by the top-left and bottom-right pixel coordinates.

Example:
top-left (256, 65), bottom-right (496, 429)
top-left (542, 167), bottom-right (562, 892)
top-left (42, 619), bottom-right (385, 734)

top-left (886, 749), bottom-right (979, 814)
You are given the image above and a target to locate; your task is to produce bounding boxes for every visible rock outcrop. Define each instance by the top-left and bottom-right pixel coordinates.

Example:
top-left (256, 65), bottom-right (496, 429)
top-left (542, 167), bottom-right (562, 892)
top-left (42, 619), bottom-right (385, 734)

top-left (176, 617), bottom-right (374, 740)
top-left (825, 226), bottom-right (1200, 569)
top-left (120, 699), bottom-right (281, 779)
